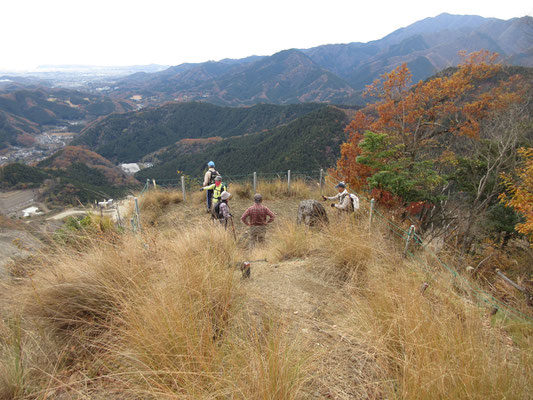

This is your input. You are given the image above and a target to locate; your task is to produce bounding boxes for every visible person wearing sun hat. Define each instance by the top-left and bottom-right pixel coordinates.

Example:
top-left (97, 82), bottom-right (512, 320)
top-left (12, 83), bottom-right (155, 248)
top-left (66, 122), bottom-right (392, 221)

top-left (322, 181), bottom-right (352, 212)
top-left (215, 190), bottom-right (232, 227)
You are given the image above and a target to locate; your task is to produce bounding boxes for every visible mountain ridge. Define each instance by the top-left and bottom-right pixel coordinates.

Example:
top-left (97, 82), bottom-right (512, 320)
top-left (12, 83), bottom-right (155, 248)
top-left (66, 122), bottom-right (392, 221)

top-left (111, 14), bottom-right (533, 106)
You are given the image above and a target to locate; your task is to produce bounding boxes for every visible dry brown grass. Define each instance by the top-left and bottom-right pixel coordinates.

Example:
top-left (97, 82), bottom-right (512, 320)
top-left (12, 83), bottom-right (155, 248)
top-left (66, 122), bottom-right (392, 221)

top-left (341, 265), bottom-right (533, 399)
top-left (260, 213), bottom-right (533, 399)
top-left (1, 191), bottom-right (532, 399)
top-left (138, 189), bottom-right (183, 225)
top-left (0, 223), bottom-right (308, 399)
top-left (231, 179), bottom-right (315, 201)
top-left (269, 221), bottom-right (316, 262)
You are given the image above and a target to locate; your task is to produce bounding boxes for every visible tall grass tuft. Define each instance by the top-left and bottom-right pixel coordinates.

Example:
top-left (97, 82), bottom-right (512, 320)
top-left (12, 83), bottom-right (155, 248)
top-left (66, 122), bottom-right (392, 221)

top-left (231, 179), bottom-right (316, 200)
top-left (317, 217), bottom-right (384, 283)
top-left (226, 314), bottom-right (309, 400)
top-left (139, 189), bottom-right (182, 225)
top-left (53, 213), bottom-right (119, 248)
top-left (2, 223), bottom-right (307, 398)
top-left (343, 263), bottom-right (533, 399)
top-left (270, 222), bottom-right (316, 262)
top-left (232, 182), bottom-right (253, 199)
top-left (258, 179), bottom-right (314, 200)
top-left (0, 317), bottom-right (24, 400)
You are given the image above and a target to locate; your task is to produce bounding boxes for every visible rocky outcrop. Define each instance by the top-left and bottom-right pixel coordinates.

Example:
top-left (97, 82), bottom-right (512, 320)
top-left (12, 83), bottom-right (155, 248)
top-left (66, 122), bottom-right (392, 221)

top-left (297, 199), bottom-right (328, 227)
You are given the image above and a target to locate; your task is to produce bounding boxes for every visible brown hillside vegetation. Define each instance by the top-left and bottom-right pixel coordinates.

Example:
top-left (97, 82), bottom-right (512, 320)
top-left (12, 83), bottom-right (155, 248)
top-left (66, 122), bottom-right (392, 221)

top-left (143, 137), bottom-right (224, 163)
top-left (1, 184), bottom-right (532, 399)
top-left (39, 145), bottom-right (136, 186)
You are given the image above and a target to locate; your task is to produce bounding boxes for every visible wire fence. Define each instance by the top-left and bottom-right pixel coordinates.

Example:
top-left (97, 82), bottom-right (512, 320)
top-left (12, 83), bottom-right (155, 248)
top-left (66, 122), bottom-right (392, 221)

top-left (150, 170), bottom-right (324, 190)
top-left (367, 198), bottom-right (533, 325)
top-left (141, 169), bottom-right (325, 194)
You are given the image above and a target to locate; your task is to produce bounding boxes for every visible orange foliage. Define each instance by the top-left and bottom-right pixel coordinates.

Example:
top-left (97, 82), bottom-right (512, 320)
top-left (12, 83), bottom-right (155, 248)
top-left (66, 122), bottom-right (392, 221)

top-left (333, 113), bottom-right (374, 190)
top-left (500, 147), bottom-right (533, 243)
top-left (335, 50), bottom-right (524, 194)
top-left (179, 137), bottom-right (223, 145)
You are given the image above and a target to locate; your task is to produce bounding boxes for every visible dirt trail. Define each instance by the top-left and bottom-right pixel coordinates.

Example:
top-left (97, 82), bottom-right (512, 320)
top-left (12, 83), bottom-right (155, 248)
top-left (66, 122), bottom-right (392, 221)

top-left (241, 258), bottom-right (380, 399)
top-left (165, 194), bottom-right (380, 397)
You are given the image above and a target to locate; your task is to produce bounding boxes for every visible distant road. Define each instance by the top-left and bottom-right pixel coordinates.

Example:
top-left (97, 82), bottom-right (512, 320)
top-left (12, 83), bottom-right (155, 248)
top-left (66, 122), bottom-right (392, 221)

top-left (47, 209), bottom-right (87, 220)
top-left (0, 190), bottom-right (38, 215)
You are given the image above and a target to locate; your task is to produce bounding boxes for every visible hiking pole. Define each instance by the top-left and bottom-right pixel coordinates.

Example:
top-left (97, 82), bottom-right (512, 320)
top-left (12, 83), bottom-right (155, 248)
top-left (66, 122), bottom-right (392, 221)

top-left (229, 217), bottom-right (237, 241)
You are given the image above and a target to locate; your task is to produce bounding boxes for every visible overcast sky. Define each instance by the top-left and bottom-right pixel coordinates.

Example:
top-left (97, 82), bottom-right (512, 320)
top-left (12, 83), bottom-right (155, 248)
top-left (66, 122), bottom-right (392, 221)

top-left (1, 0), bottom-right (531, 70)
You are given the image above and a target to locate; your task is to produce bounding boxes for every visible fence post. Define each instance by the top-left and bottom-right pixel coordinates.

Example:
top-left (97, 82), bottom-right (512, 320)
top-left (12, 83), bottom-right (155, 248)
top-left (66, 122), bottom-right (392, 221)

top-left (146, 179), bottom-right (150, 191)
top-left (152, 179), bottom-right (157, 190)
top-left (134, 197), bottom-right (142, 233)
top-left (369, 198), bottom-right (375, 231)
top-left (116, 204), bottom-right (122, 227)
top-left (319, 168), bottom-right (324, 194)
top-left (404, 225), bottom-right (415, 256)
top-left (253, 172), bottom-right (257, 194)
top-left (181, 175), bottom-right (186, 201)
top-left (287, 170), bottom-right (291, 193)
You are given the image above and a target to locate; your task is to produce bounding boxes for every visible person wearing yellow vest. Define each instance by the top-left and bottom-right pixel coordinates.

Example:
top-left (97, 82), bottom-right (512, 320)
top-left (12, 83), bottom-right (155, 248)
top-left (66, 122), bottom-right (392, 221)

top-left (200, 176), bottom-right (227, 215)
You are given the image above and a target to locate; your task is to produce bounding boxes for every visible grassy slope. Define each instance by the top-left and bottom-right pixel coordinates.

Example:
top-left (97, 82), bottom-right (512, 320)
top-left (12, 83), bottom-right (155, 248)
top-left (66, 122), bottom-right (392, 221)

top-left (1, 184), bottom-right (532, 399)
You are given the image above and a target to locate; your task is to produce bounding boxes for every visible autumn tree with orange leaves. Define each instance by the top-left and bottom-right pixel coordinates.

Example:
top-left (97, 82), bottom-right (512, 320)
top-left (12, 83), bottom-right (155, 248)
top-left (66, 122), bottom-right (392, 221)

top-left (500, 147), bottom-right (533, 243)
top-left (335, 51), bottom-right (528, 244)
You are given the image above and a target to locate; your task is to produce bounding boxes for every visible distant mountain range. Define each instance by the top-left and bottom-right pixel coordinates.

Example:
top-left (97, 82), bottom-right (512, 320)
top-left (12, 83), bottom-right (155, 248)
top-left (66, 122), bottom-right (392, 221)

top-left (76, 64), bottom-right (530, 181)
top-left (111, 13), bottom-right (533, 106)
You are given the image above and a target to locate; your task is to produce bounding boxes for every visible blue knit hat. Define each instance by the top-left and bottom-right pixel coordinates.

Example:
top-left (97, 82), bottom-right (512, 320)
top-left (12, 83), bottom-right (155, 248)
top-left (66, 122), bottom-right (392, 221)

top-left (208, 161), bottom-right (215, 167)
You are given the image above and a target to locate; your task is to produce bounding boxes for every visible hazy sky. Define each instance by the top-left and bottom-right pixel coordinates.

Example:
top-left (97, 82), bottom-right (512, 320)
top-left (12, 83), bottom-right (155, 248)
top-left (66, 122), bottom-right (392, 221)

top-left (2, 0), bottom-right (531, 70)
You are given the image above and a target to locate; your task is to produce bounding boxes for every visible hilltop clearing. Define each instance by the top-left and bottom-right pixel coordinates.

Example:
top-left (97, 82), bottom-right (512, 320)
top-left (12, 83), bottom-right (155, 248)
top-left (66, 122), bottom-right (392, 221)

top-left (1, 184), bottom-right (532, 399)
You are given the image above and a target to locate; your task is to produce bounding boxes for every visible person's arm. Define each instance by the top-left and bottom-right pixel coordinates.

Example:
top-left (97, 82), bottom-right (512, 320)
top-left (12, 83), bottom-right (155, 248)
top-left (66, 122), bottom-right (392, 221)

top-left (241, 208), bottom-right (251, 225)
top-left (265, 207), bottom-right (275, 223)
top-left (335, 194), bottom-right (351, 210)
top-left (202, 183), bottom-right (216, 191)
top-left (325, 193), bottom-right (340, 201)
top-left (203, 171), bottom-right (211, 186)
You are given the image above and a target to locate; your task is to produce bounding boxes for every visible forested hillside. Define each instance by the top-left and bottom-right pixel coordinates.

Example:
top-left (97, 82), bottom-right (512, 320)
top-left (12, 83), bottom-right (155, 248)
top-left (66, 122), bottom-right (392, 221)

top-left (72, 102), bottom-right (325, 162)
top-left (0, 87), bottom-right (135, 149)
top-left (0, 146), bottom-right (136, 205)
top-left (136, 106), bottom-right (351, 180)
